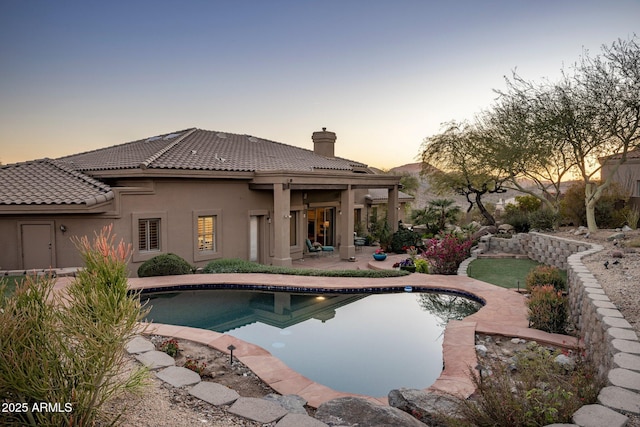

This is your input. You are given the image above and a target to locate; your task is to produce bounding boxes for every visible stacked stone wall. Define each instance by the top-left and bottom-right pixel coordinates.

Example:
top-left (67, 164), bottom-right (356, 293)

top-left (478, 232), bottom-right (640, 424)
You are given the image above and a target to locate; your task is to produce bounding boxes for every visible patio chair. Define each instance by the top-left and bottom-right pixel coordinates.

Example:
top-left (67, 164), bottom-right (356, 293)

top-left (305, 239), bottom-right (334, 256)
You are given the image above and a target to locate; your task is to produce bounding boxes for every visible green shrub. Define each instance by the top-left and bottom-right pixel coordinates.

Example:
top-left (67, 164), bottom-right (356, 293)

top-left (502, 210), bottom-right (531, 233)
top-left (446, 342), bottom-right (601, 426)
top-left (0, 225), bottom-right (148, 426)
top-left (525, 265), bottom-right (566, 292)
top-left (389, 227), bottom-right (422, 253)
top-left (528, 285), bottom-right (568, 334)
top-left (203, 258), bottom-right (409, 278)
top-left (529, 208), bottom-right (558, 231)
top-left (159, 338), bottom-right (180, 357)
top-left (515, 195), bottom-right (542, 213)
top-left (137, 253), bottom-right (193, 277)
top-left (414, 258), bottom-right (430, 274)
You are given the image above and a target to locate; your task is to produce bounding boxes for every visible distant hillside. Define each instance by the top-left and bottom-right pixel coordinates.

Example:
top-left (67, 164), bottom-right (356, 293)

top-left (389, 162), bottom-right (422, 174)
top-left (381, 162), bottom-right (536, 213)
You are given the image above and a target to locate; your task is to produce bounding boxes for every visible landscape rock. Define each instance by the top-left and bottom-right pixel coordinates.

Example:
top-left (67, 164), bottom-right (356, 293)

top-left (228, 397), bottom-right (288, 424)
top-left (134, 350), bottom-right (175, 370)
top-left (316, 396), bottom-right (426, 427)
top-left (188, 381), bottom-right (239, 406)
top-left (155, 366), bottom-right (201, 388)
top-left (126, 336), bottom-right (155, 354)
top-left (275, 413), bottom-right (330, 427)
top-left (554, 354), bottom-right (576, 371)
top-left (611, 250), bottom-right (624, 258)
top-left (608, 232), bottom-right (625, 241)
top-left (472, 225), bottom-right (497, 241)
top-left (264, 393), bottom-right (307, 415)
top-left (388, 388), bottom-right (459, 426)
top-left (574, 226), bottom-right (589, 235)
top-left (572, 404), bottom-right (628, 427)
top-left (498, 224), bottom-right (515, 234)
top-left (475, 344), bottom-right (488, 357)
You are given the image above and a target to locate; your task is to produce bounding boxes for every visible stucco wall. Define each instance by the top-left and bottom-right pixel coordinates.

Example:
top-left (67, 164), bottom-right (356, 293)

top-left (0, 178), bottom-right (367, 273)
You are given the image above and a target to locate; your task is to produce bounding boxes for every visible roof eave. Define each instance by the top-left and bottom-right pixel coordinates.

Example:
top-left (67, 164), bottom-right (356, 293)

top-left (0, 199), bottom-right (114, 215)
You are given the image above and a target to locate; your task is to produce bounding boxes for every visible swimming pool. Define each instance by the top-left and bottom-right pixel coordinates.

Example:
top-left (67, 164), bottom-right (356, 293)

top-left (143, 288), bottom-right (481, 396)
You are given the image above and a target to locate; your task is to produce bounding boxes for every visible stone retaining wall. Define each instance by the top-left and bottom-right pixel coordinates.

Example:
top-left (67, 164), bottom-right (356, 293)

top-left (477, 232), bottom-right (640, 424)
top-left (478, 232), bottom-right (591, 270)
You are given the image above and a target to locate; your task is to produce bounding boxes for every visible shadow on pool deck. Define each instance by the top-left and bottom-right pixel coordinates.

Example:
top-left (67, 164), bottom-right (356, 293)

top-left (55, 248), bottom-right (583, 408)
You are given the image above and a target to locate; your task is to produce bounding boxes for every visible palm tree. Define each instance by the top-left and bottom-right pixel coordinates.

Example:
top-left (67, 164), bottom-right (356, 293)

top-left (428, 199), bottom-right (461, 231)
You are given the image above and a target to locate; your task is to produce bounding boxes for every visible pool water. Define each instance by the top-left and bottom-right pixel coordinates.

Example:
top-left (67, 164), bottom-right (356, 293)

top-left (143, 289), bottom-right (480, 396)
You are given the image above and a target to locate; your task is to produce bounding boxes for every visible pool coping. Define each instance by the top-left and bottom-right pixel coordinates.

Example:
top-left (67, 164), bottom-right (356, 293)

top-left (109, 271), bottom-right (583, 408)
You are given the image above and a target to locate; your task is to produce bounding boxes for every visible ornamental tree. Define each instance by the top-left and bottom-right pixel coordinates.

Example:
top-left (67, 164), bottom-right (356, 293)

top-left (419, 121), bottom-right (508, 226)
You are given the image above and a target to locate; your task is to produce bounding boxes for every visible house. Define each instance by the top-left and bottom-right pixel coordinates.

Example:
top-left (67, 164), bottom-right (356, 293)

top-left (0, 128), bottom-right (402, 274)
top-left (363, 188), bottom-right (414, 229)
top-left (600, 148), bottom-right (640, 211)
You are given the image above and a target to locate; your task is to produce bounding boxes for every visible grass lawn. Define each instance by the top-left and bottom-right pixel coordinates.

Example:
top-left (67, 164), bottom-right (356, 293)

top-left (467, 258), bottom-right (545, 289)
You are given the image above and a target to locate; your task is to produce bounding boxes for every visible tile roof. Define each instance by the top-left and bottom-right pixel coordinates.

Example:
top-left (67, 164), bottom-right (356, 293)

top-left (0, 159), bottom-right (114, 206)
top-left (365, 188), bottom-right (414, 201)
top-left (58, 128), bottom-right (370, 173)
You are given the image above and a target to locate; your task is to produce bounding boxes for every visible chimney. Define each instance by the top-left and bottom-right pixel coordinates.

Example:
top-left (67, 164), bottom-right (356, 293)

top-left (312, 127), bottom-right (336, 158)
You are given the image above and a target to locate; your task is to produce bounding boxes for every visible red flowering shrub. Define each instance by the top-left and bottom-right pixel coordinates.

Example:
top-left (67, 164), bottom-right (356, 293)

top-left (184, 358), bottom-right (207, 375)
top-left (421, 236), bottom-right (473, 274)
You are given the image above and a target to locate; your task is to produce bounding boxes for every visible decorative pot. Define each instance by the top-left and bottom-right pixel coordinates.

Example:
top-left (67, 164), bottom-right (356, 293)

top-left (372, 253), bottom-right (387, 261)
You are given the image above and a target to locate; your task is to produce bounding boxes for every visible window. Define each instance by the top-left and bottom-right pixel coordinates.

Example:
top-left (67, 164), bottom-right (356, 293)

top-left (138, 218), bottom-right (160, 251)
top-left (289, 211), bottom-right (297, 246)
top-left (193, 209), bottom-right (221, 262)
top-left (198, 215), bottom-right (215, 251)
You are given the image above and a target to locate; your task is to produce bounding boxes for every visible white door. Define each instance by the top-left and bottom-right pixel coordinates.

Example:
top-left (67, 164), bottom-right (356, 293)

top-left (249, 216), bottom-right (259, 262)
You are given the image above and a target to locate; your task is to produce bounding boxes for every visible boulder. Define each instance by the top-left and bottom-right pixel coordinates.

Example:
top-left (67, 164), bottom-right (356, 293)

top-left (388, 388), bottom-right (459, 426)
top-left (498, 224), bottom-right (515, 234)
top-left (316, 397), bottom-right (425, 427)
top-left (472, 225), bottom-right (497, 241)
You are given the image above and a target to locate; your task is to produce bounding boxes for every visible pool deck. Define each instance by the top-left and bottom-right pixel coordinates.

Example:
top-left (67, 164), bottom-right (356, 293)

top-left (55, 248), bottom-right (583, 408)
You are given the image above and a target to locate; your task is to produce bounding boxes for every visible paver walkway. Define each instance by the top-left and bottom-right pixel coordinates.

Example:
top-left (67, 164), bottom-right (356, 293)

top-left (120, 246), bottom-right (581, 408)
top-left (126, 335), bottom-right (327, 426)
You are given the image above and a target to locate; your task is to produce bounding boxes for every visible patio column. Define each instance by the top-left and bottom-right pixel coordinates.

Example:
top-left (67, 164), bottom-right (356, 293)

top-left (272, 183), bottom-right (292, 266)
top-left (339, 185), bottom-right (355, 259)
top-left (388, 185), bottom-right (399, 232)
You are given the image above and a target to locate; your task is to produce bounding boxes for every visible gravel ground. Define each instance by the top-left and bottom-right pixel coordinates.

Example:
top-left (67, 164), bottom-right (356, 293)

top-left (555, 227), bottom-right (640, 426)
top-left (104, 228), bottom-right (640, 426)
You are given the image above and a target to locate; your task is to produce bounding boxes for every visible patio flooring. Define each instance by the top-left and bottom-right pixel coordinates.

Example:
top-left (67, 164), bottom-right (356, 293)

top-left (55, 247), bottom-right (582, 408)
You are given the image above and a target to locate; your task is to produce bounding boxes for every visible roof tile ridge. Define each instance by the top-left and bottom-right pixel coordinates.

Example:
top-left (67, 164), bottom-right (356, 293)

top-left (45, 158), bottom-right (112, 192)
top-left (139, 128), bottom-right (198, 169)
top-left (56, 127), bottom-right (197, 161)
top-left (44, 158), bottom-right (116, 206)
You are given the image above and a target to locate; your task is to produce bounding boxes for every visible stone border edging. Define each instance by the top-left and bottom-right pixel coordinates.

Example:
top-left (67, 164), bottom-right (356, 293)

top-left (476, 232), bottom-right (640, 425)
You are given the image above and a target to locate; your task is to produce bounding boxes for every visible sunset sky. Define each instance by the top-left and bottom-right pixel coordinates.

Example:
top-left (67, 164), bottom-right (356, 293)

top-left (1, 1), bottom-right (638, 169)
